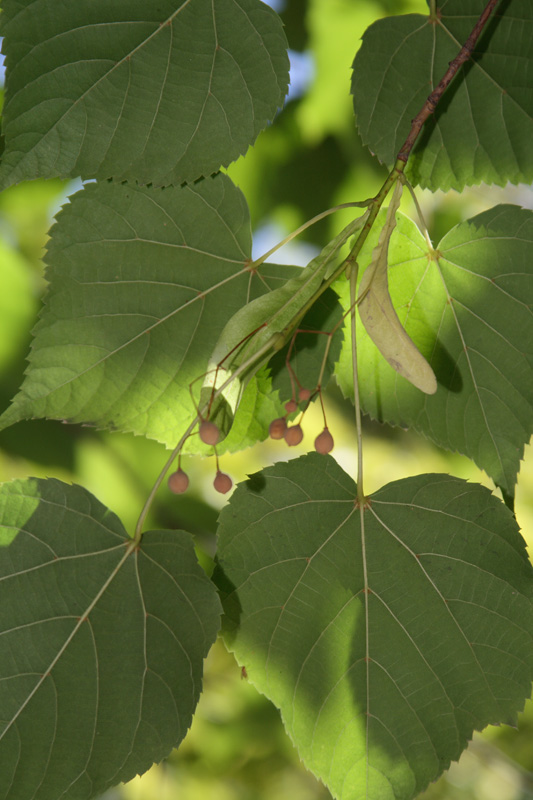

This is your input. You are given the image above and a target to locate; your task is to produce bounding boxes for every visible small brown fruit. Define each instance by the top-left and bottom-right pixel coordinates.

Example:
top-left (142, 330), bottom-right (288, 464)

top-left (199, 419), bottom-right (220, 445)
top-left (298, 387), bottom-right (312, 403)
top-left (284, 424), bottom-right (303, 446)
top-left (269, 417), bottom-right (287, 439)
top-left (314, 428), bottom-right (334, 454)
top-left (214, 470), bottom-right (233, 494)
top-left (285, 399), bottom-right (298, 413)
top-left (168, 468), bottom-right (189, 494)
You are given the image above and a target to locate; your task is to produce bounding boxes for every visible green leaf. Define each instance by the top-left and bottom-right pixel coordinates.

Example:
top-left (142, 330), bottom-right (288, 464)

top-left (335, 204), bottom-right (533, 495)
top-left (352, 0), bottom-right (533, 190)
top-left (0, 477), bottom-right (221, 800)
top-left (0, 0), bottom-right (289, 189)
top-left (0, 174), bottom-right (295, 450)
top-left (215, 453), bottom-right (533, 800)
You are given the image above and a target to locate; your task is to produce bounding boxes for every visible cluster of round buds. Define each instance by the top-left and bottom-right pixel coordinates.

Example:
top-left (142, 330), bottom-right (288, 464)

top-left (268, 391), bottom-right (335, 454)
top-left (267, 391), bottom-right (306, 446)
top-left (169, 390), bottom-right (334, 501)
top-left (168, 418), bottom-right (233, 496)
top-left (269, 416), bottom-right (304, 447)
top-left (168, 464), bottom-right (234, 496)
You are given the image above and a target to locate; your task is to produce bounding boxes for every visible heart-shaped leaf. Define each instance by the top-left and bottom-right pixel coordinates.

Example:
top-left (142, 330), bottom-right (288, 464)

top-left (335, 204), bottom-right (533, 495)
top-left (0, 0), bottom-right (289, 189)
top-left (0, 174), bottom-right (299, 450)
top-left (215, 453), bottom-right (533, 800)
top-left (352, 0), bottom-right (533, 190)
top-left (0, 477), bottom-right (221, 800)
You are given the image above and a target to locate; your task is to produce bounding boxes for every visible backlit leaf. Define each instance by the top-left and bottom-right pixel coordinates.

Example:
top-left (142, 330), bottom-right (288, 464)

top-left (0, 174), bottom-right (297, 450)
top-left (335, 204), bottom-right (533, 495)
top-left (352, 0), bottom-right (533, 190)
top-left (0, 477), bottom-right (221, 800)
top-left (216, 453), bottom-right (533, 800)
top-left (0, 0), bottom-right (289, 189)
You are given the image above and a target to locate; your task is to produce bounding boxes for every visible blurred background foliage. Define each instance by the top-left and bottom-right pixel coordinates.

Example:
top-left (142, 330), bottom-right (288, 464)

top-left (1, 0), bottom-right (533, 798)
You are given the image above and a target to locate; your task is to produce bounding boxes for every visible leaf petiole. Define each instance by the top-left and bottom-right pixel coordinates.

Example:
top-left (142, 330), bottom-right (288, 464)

top-left (401, 176), bottom-right (435, 252)
top-left (249, 200), bottom-right (372, 270)
top-left (350, 262), bottom-right (365, 504)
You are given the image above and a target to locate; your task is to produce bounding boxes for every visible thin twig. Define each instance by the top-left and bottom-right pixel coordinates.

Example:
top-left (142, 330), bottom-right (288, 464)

top-left (397, 0), bottom-right (501, 163)
top-left (249, 200), bottom-right (371, 270)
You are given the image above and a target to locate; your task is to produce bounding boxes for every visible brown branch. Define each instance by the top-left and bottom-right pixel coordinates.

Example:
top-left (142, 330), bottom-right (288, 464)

top-left (397, 0), bottom-right (501, 163)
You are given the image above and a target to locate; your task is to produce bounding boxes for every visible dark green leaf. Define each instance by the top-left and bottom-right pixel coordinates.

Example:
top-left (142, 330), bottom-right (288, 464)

top-left (0, 175), bottom-right (294, 451)
top-left (352, 0), bottom-right (533, 190)
top-left (335, 204), bottom-right (533, 495)
top-left (216, 453), bottom-right (533, 800)
top-left (0, 0), bottom-right (289, 188)
top-left (0, 477), bottom-right (221, 800)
